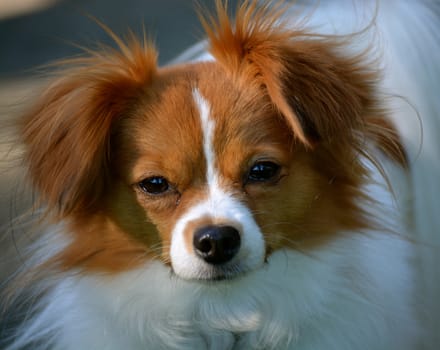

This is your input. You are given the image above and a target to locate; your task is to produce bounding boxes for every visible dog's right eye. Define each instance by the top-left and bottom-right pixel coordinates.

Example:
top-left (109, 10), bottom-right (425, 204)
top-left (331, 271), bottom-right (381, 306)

top-left (138, 176), bottom-right (170, 195)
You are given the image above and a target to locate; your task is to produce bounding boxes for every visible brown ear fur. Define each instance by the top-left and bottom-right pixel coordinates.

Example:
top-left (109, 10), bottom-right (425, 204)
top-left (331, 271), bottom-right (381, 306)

top-left (21, 34), bottom-right (157, 217)
top-left (201, 0), bottom-right (392, 149)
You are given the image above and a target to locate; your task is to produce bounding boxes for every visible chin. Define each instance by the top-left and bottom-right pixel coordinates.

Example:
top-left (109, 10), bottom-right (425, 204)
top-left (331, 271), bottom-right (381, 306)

top-left (2, 1), bottom-right (440, 349)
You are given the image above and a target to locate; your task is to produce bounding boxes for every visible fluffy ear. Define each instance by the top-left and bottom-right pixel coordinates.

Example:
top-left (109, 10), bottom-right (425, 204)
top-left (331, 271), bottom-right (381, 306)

top-left (21, 34), bottom-right (157, 217)
top-left (202, 0), bottom-right (383, 148)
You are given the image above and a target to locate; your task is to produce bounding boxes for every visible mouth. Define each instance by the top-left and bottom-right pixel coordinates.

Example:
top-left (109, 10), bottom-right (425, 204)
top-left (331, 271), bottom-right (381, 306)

top-left (171, 262), bottom-right (251, 282)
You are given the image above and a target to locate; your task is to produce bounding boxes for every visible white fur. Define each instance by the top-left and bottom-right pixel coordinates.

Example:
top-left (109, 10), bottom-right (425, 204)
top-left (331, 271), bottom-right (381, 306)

top-left (4, 1), bottom-right (440, 349)
top-left (376, 4), bottom-right (440, 346)
top-left (193, 88), bottom-right (216, 186)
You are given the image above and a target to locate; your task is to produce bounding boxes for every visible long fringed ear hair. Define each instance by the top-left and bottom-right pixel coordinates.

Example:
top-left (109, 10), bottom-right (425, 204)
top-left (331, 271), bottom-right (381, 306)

top-left (21, 28), bottom-right (158, 218)
top-left (200, 0), bottom-right (406, 164)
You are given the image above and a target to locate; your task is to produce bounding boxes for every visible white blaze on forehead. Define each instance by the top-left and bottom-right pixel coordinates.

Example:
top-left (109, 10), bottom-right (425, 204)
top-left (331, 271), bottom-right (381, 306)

top-left (192, 88), bottom-right (229, 215)
top-left (192, 88), bottom-right (217, 190)
top-left (169, 88), bottom-right (265, 280)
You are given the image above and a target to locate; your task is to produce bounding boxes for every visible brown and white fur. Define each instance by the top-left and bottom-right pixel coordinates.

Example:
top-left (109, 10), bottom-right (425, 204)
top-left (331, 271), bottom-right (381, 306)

top-left (1, 1), bottom-right (439, 349)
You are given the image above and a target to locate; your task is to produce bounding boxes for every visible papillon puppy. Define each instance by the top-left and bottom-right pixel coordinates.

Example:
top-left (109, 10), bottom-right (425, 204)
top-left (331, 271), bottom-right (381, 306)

top-left (1, 0), bottom-right (439, 349)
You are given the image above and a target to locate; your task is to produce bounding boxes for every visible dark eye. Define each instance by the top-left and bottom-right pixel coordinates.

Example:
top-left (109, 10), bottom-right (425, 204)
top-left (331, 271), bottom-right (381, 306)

top-left (138, 176), bottom-right (170, 195)
top-left (246, 161), bottom-right (281, 183)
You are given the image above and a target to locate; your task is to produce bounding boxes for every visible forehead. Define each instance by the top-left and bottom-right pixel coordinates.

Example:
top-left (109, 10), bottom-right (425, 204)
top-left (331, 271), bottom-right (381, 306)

top-left (115, 62), bottom-right (291, 180)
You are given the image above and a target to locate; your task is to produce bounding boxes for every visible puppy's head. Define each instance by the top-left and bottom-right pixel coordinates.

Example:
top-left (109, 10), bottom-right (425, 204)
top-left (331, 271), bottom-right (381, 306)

top-left (21, 1), bottom-right (404, 280)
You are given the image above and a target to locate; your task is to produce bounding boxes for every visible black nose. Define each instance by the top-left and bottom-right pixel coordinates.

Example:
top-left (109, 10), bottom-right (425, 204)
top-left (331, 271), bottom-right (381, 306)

top-left (193, 225), bottom-right (241, 265)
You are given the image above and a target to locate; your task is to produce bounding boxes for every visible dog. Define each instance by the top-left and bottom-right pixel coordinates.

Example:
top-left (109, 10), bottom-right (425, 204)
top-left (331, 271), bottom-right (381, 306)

top-left (1, 0), bottom-right (439, 349)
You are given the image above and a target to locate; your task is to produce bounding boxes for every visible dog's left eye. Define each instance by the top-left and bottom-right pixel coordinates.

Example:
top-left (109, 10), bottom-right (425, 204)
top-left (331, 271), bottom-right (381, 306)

top-left (246, 161), bottom-right (281, 183)
top-left (138, 176), bottom-right (170, 195)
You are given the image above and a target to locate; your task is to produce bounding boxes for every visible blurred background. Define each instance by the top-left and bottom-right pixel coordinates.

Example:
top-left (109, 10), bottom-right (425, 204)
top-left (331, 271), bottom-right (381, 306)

top-left (0, 0), bottom-right (238, 227)
top-left (0, 0), bottom-right (232, 78)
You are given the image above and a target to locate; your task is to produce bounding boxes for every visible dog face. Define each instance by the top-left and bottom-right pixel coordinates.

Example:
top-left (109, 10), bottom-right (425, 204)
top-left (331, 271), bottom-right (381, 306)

top-left (111, 63), bottom-right (292, 280)
top-left (20, 2), bottom-right (404, 280)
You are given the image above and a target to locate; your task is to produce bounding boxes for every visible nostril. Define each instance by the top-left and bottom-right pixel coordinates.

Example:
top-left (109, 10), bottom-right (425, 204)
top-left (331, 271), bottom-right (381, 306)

top-left (193, 225), bottom-right (241, 265)
top-left (197, 236), bottom-right (213, 254)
